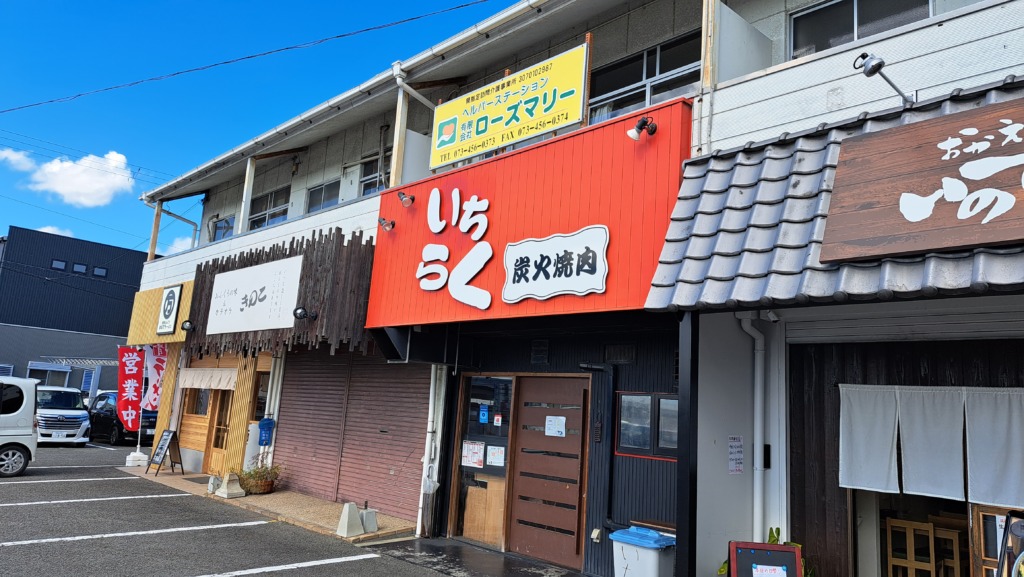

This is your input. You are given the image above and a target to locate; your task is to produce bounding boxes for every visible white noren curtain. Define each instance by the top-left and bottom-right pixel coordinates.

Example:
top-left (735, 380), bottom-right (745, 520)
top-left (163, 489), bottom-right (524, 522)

top-left (898, 387), bottom-right (965, 500)
top-left (839, 384), bottom-right (899, 493)
top-left (966, 388), bottom-right (1024, 508)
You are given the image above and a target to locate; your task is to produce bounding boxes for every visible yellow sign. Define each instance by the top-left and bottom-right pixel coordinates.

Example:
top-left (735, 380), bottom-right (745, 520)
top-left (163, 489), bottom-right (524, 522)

top-left (429, 44), bottom-right (588, 169)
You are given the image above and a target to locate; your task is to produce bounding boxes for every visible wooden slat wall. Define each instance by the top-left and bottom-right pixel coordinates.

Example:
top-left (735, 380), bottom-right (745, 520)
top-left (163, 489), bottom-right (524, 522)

top-left (127, 282), bottom-right (194, 346)
top-left (336, 353), bottom-right (430, 521)
top-left (180, 414), bottom-right (209, 451)
top-left (788, 340), bottom-right (1024, 577)
top-left (150, 342), bottom-right (182, 461)
top-left (222, 355), bottom-right (258, 475)
top-left (187, 227), bottom-right (373, 357)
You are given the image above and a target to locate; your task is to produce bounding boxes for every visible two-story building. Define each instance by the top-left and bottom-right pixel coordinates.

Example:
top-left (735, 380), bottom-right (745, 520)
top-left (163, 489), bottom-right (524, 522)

top-left (128, 0), bottom-right (1021, 575)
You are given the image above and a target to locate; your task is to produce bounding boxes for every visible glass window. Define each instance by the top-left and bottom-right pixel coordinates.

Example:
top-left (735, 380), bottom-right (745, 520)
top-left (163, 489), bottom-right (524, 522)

top-left (619, 394), bottom-right (652, 450)
top-left (792, 0), bottom-right (929, 59)
top-left (455, 376), bottom-right (513, 547)
top-left (360, 152), bottom-right (391, 196)
top-left (211, 216), bottom-right (234, 241)
top-left (185, 389), bottom-right (211, 416)
top-left (248, 187), bottom-right (290, 231)
top-left (36, 389), bottom-right (85, 410)
top-left (28, 369), bottom-right (67, 387)
top-left (72, 263), bottom-right (87, 274)
top-left (93, 266), bottom-right (108, 277)
top-left (588, 32), bottom-right (701, 124)
top-left (0, 384), bottom-right (25, 415)
top-left (50, 259), bottom-right (66, 271)
top-left (307, 180), bottom-right (341, 213)
top-left (212, 391), bottom-right (232, 450)
top-left (251, 372), bottom-right (270, 421)
top-left (618, 393), bottom-right (678, 458)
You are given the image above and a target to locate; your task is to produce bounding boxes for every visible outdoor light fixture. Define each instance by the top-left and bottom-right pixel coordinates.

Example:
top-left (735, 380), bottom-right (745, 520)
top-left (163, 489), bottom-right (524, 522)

top-left (853, 53), bottom-right (915, 106)
top-left (293, 307), bottom-right (318, 321)
top-left (180, 319), bottom-right (195, 332)
top-left (626, 116), bottom-right (657, 141)
top-left (397, 192), bottom-right (415, 207)
top-left (378, 217), bottom-right (395, 232)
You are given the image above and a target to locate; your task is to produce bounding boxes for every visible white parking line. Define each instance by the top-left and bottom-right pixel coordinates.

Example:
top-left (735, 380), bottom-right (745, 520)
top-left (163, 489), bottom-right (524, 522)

top-left (86, 444), bottom-right (117, 451)
top-left (0, 493), bottom-right (191, 507)
top-left (0, 476), bottom-right (139, 485)
top-left (192, 554), bottom-right (380, 576)
top-left (0, 521), bottom-right (269, 547)
top-left (29, 465), bottom-right (122, 469)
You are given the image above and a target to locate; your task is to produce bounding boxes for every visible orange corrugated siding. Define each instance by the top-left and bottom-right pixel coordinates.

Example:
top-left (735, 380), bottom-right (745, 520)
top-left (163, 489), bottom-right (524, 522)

top-left (366, 98), bottom-right (691, 328)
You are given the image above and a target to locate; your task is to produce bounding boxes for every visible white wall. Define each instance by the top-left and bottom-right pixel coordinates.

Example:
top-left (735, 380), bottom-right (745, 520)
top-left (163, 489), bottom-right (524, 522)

top-left (140, 196), bottom-right (379, 291)
top-left (697, 312), bottom-right (756, 574)
top-left (698, 0), bottom-right (1019, 153)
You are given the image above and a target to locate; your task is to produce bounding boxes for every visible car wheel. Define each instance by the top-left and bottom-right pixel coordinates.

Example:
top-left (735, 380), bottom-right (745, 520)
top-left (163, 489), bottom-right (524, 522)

top-left (0, 446), bottom-right (29, 477)
top-left (109, 426), bottom-right (122, 446)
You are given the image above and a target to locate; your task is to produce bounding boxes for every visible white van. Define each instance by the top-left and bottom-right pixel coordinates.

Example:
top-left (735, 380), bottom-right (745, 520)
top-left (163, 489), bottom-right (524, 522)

top-left (36, 386), bottom-right (90, 447)
top-left (0, 377), bottom-right (39, 477)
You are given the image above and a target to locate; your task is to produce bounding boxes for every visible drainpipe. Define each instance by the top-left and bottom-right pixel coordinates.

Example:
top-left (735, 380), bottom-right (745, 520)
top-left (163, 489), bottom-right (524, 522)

top-left (737, 312), bottom-right (765, 543)
top-left (392, 62), bottom-right (436, 111)
top-left (144, 201), bottom-right (199, 251)
top-left (416, 364), bottom-right (445, 536)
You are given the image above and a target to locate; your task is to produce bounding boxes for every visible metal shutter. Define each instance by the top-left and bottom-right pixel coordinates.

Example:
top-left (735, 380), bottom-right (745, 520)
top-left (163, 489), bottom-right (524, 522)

top-left (0, 364), bottom-right (13, 377)
top-left (336, 353), bottom-right (431, 521)
top-left (274, 347), bottom-right (350, 501)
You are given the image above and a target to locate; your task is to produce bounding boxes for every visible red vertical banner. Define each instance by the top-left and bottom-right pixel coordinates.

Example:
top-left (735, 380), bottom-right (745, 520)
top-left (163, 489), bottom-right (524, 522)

top-left (141, 344), bottom-right (167, 411)
top-left (117, 346), bottom-right (144, 432)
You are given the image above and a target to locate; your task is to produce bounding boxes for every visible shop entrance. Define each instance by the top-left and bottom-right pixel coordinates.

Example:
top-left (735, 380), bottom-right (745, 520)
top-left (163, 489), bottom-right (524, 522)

top-left (204, 390), bottom-right (232, 475)
top-left (507, 376), bottom-right (589, 569)
top-left (451, 374), bottom-right (589, 571)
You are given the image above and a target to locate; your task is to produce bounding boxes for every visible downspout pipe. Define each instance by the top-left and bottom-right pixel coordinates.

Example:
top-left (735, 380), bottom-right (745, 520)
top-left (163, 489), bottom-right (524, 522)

top-left (417, 364), bottom-right (443, 536)
top-left (144, 201), bottom-right (199, 251)
top-left (737, 312), bottom-right (765, 543)
top-left (393, 62), bottom-right (436, 111)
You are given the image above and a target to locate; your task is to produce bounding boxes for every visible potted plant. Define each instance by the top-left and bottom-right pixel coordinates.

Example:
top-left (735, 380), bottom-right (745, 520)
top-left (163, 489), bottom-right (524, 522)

top-left (233, 451), bottom-right (281, 495)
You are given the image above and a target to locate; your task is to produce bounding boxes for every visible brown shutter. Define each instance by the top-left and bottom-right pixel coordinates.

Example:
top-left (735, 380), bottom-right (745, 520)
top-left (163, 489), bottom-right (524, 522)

top-left (337, 353), bottom-right (430, 521)
top-left (274, 347), bottom-right (350, 501)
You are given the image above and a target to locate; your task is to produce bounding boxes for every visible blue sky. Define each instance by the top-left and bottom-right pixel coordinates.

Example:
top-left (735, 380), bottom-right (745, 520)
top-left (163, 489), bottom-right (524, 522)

top-left (0, 0), bottom-right (518, 254)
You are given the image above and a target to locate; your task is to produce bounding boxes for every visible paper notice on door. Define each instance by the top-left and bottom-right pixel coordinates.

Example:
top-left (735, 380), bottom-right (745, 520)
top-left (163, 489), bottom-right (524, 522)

top-left (486, 445), bottom-right (505, 467)
top-left (729, 435), bottom-right (744, 475)
top-left (545, 416), bottom-right (566, 437)
top-left (752, 564), bottom-right (787, 576)
top-left (462, 441), bottom-right (485, 468)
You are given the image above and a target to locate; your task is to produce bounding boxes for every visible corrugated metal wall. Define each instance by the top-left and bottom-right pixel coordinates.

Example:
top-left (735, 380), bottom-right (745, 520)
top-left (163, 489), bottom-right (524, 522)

top-left (337, 354), bottom-right (430, 520)
top-left (0, 226), bottom-right (146, 336)
top-left (275, 347), bottom-right (348, 501)
top-left (456, 311), bottom-right (679, 577)
top-left (0, 323), bottom-right (125, 380)
top-left (275, 345), bottom-right (431, 521)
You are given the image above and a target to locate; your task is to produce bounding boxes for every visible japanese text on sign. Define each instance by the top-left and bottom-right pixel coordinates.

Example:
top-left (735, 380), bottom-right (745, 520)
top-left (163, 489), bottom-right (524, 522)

top-left (502, 225), bottom-right (609, 304)
top-left (117, 346), bottom-right (144, 432)
top-left (429, 44), bottom-right (587, 169)
top-left (206, 255), bottom-right (303, 335)
top-left (901, 117), bottom-right (1024, 224)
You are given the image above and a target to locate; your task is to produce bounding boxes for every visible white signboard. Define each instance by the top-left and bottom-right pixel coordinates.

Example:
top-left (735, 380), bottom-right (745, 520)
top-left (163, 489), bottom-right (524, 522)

top-left (545, 416), bottom-right (566, 438)
top-left (155, 285), bottom-right (182, 335)
top-left (206, 256), bottom-right (303, 335)
top-left (752, 565), bottom-right (787, 576)
top-left (729, 435), bottom-right (744, 475)
top-left (486, 446), bottom-right (505, 467)
top-left (502, 225), bottom-right (609, 304)
top-left (462, 440), bottom-right (485, 469)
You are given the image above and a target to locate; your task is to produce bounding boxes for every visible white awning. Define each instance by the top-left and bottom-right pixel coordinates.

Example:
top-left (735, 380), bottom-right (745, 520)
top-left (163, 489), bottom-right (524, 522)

top-left (27, 361), bottom-right (72, 372)
top-left (178, 368), bottom-right (236, 390)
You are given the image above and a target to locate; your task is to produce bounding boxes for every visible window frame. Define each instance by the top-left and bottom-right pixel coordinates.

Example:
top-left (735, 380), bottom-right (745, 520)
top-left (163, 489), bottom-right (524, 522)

top-left (306, 179), bottom-right (342, 214)
top-left (615, 391), bottom-right (678, 460)
top-left (72, 263), bottom-right (87, 274)
top-left (248, 187), bottom-right (291, 231)
top-left (0, 383), bottom-right (26, 415)
top-left (93, 266), bottom-right (108, 278)
top-left (183, 388), bottom-right (211, 416)
top-left (359, 151), bottom-right (392, 196)
top-left (210, 215), bottom-right (235, 242)
top-left (50, 259), bottom-right (66, 271)
top-left (789, 0), bottom-right (934, 60)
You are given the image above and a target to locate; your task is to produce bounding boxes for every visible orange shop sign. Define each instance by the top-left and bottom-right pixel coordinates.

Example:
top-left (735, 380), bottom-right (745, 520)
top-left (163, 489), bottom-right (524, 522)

top-left (366, 99), bottom-right (692, 328)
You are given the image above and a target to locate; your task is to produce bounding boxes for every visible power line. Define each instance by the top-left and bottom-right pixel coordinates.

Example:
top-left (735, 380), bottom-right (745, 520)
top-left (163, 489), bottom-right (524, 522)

top-left (0, 264), bottom-right (135, 304)
top-left (0, 260), bottom-right (143, 289)
top-left (0, 128), bottom-right (178, 178)
top-left (0, 0), bottom-right (491, 116)
top-left (0, 193), bottom-right (156, 244)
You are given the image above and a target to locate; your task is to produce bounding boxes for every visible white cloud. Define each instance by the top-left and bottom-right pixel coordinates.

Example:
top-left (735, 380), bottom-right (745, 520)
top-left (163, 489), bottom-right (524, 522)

top-left (0, 148), bottom-right (37, 171)
top-left (165, 236), bottom-right (194, 255)
top-left (36, 226), bottom-right (74, 237)
top-left (26, 151), bottom-right (135, 208)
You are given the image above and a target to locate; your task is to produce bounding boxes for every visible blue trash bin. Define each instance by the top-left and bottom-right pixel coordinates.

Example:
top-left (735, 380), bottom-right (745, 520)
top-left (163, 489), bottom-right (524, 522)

top-left (609, 526), bottom-right (676, 577)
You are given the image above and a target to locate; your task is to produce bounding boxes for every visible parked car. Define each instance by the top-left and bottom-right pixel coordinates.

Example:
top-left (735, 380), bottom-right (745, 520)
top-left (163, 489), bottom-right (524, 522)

top-left (36, 386), bottom-right (90, 447)
top-left (0, 376), bottom-right (39, 477)
top-left (88, 391), bottom-right (157, 446)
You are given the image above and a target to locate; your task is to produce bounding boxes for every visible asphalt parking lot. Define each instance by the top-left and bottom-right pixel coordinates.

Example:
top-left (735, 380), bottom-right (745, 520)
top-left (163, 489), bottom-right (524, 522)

top-left (0, 444), bottom-right (445, 577)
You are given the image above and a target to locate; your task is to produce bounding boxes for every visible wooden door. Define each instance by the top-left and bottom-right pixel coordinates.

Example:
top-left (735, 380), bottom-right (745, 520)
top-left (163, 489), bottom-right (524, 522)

top-left (204, 390), bottom-right (232, 476)
top-left (508, 376), bottom-right (589, 570)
